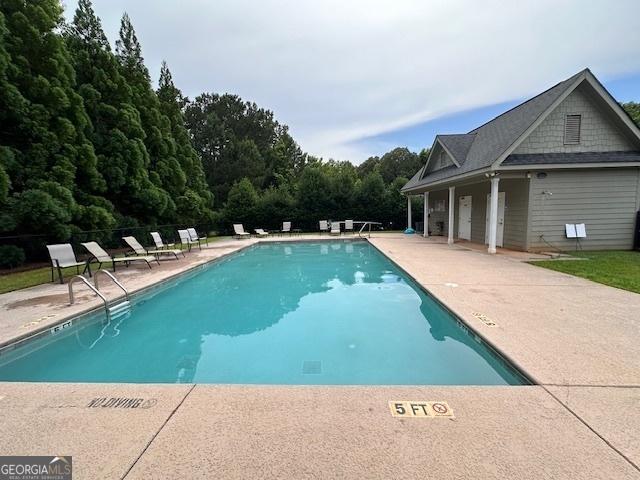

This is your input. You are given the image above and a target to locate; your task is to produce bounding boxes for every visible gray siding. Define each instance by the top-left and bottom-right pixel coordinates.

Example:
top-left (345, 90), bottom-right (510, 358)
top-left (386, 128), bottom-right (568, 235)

top-left (425, 179), bottom-right (530, 250)
top-left (527, 168), bottom-right (640, 250)
top-left (514, 83), bottom-right (636, 154)
top-left (424, 143), bottom-right (454, 174)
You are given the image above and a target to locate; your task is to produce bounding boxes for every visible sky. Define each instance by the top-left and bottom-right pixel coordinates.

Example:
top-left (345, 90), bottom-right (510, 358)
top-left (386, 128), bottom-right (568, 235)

top-left (63, 0), bottom-right (640, 164)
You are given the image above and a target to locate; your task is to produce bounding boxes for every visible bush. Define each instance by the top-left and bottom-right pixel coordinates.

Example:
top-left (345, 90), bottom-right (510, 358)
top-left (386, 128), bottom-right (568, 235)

top-left (0, 245), bottom-right (26, 269)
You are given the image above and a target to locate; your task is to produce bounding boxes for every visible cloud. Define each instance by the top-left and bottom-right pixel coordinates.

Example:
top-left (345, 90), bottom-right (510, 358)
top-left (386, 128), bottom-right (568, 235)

top-left (64, 0), bottom-right (640, 162)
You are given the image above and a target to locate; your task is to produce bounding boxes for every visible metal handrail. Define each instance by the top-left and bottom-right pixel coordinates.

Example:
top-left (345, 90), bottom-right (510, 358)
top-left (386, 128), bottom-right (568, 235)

top-left (94, 269), bottom-right (129, 301)
top-left (69, 275), bottom-right (108, 312)
top-left (357, 221), bottom-right (382, 238)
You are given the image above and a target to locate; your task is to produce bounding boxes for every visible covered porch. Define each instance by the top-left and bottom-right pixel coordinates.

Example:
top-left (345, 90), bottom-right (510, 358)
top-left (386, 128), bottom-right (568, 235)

top-left (405, 173), bottom-right (531, 253)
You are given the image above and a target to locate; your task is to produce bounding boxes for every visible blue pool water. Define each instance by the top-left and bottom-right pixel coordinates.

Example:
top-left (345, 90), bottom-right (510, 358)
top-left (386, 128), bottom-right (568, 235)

top-left (0, 242), bottom-right (526, 385)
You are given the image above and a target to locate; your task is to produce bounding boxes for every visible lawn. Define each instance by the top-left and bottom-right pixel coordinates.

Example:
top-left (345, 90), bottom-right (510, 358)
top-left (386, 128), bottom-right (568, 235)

top-left (0, 236), bottom-right (226, 295)
top-left (530, 250), bottom-right (640, 294)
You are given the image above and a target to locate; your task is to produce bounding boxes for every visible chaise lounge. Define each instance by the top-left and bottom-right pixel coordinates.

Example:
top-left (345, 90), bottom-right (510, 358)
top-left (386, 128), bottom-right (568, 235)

top-left (122, 236), bottom-right (184, 260)
top-left (81, 241), bottom-right (157, 272)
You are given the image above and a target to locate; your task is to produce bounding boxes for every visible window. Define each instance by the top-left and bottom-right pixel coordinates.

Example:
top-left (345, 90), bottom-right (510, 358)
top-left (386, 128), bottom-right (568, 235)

top-left (564, 114), bottom-right (581, 145)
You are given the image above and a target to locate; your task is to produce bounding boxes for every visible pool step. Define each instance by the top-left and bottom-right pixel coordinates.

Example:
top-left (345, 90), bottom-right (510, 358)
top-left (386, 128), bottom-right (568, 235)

top-left (108, 300), bottom-right (131, 319)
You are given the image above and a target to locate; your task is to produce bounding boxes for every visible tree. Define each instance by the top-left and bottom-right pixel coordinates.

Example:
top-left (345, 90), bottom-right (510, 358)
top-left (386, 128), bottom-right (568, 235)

top-left (0, 0), bottom-right (103, 240)
top-left (157, 60), bottom-right (213, 222)
top-left (296, 166), bottom-right (333, 228)
top-left (224, 178), bottom-right (258, 227)
top-left (115, 12), bottom-right (183, 221)
top-left (184, 93), bottom-right (293, 201)
top-left (354, 172), bottom-right (385, 221)
top-left (357, 156), bottom-right (380, 179)
top-left (622, 102), bottom-right (640, 127)
top-left (378, 147), bottom-right (421, 184)
top-left (255, 186), bottom-right (295, 230)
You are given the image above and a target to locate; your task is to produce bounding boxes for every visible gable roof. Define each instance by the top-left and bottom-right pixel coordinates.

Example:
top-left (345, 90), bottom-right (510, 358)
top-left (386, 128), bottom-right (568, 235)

top-left (402, 68), bottom-right (640, 192)
top-left (438, 134), bottom-right (476, 165)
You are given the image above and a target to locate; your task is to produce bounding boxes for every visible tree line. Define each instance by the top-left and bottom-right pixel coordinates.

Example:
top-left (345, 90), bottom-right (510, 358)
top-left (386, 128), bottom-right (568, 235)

top-left (0, 0), bottom-right (426, 266)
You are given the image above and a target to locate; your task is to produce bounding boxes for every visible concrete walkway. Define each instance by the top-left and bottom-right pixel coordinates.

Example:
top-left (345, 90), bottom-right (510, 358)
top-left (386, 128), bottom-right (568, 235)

top-left (0, 233), bottom-right (638, 479)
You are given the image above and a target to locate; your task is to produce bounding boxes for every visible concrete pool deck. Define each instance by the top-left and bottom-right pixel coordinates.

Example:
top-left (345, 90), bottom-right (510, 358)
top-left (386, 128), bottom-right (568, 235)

top-left (0, 233), bottom-right (638, 478)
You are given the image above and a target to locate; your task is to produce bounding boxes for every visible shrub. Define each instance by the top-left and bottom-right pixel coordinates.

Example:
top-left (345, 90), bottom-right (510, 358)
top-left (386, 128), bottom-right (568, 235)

top-left (0, 245), bottom-right (26, 269)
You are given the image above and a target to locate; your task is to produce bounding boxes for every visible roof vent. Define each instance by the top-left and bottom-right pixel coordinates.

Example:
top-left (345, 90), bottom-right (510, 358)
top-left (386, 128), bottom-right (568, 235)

top-left (564, 114), bottom-right (581, 145)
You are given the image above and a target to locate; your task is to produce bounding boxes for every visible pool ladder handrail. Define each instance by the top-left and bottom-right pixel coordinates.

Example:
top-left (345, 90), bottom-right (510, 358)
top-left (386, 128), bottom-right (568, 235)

top-left (358, 221), bottom-right (381, 238)
top-left (68, 275), bottom-right (109, 311)
top-left (94, 269), bottom-right (129, 301)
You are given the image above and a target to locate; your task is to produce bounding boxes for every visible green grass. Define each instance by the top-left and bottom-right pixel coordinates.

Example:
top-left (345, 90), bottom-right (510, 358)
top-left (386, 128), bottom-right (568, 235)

top-left (0, 236), bottom-right (228, 295)
top-left (530, 250), bottom-right (640, 294)
top-left (0, 266), bottom-right (83, 294)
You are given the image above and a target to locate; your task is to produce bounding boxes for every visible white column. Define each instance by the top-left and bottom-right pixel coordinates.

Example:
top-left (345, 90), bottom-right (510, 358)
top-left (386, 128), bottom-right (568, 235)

top-left (447, 186), bottom-right (455, 245)
top-left (407, 196), bottom-right (412, 230)
top-left (488, 176), bottom-right (500, 254)
top-left (423, 191), bottom-right (429, 238)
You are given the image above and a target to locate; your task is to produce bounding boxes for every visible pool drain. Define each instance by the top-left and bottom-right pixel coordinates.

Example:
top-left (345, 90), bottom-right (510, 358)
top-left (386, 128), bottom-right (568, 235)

top-left (302, 360), bottom-right (322, 374)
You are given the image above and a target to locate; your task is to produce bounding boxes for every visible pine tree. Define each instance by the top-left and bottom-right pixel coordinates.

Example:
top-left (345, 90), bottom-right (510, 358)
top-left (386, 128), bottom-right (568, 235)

top-left (115, 13), bottom-right (187, 220)
top-left (157, 61), bottom-right (213, 223)
top-left (65, 0), bottom-right (163, 227)
top-left (0, 0), bottom-right (104, 239)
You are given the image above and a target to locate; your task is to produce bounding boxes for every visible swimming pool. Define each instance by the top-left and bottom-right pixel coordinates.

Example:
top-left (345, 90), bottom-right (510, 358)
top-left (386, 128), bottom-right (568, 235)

top-left (0, 241), bottom-right (527, 385)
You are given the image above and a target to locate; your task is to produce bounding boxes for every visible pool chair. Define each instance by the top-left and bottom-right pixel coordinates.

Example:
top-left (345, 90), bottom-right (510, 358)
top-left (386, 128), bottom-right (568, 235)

top-left (345, 219), bottom-right (354, 234)
top-left (187, 228), bottom-right (208, 248)
top-left (233, 224), bottom-right (250, 239)
top-left (330, 221), bottom-right (341, 235)
top-left (46, 243), bottom-right (91, 284)
top-left (319, 220), bottom-right (329, 234)
top-left (178, 229), bottom-right (200, 251)
top-left (150, 231), bottom-right (175, 250)
top-left (280, 221), bottom-right (292, 236)
top-left (254, 228), bottom-right (269, 237)
top-left (122, 236), bottom-right (184, 260)
top-left (81, 241), bottom-right (158, 272)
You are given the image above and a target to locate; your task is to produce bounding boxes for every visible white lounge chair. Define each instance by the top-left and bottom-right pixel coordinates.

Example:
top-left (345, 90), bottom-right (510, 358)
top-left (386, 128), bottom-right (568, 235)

top-left (150, 231), bottom-right (175, 250)
top-left (46, 243), bottom-right (90, 284)
top-left (254, 228), bottom-right (269, 237)
top-left (330, 221), bottom-right (341, 235)
top-left (81, 241), bottom-right (157, 272)
top-left (319, 220), bottom-right (328, 234)
top-left (233, 224), bottom-right (250, 239)
top-left (280, 221), bottom-right (291, 236)
top-left (187, 228), bottom-right (208, 247)
top-left (122, 236), bottom-right (184, 260)
top-left (345, 219), bottom-right (354, 234)
top-left (178, 229), bottom-right (200, 251)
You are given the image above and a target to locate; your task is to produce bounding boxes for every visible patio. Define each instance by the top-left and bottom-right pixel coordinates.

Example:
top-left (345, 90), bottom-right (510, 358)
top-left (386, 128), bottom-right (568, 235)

top-left (0, 233), bottom-right (638, 478)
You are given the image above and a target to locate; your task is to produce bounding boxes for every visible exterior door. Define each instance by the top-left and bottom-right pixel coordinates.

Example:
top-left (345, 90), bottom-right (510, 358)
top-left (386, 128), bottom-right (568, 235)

top-left (485, 192), bottom-right (506, 247)
top-left (458, 196), bottom-right (472, 240)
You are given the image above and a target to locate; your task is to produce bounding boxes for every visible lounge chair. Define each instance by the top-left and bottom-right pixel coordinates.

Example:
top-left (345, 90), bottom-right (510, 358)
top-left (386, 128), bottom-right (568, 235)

top-left (280, 221), bottom-right (291, 236)
top-left (187, 228), bottom-right (208, 247)
top-left (178, 229), bottom-right (200, 251)
top-left (122, 236), bottom-right (184, 260)
top-left (330, 221), bottom-right (341, 235)
top-left (254, 228), bottom-right (269, 237)
top-left (46, 243), bottom-right (90, 284)
top-left (319, 220), bottom-right (328, 234)
top-left (150, 231), bottom-right (175, 250)
top-left (233, 224), bottom-right (250, 239)
top-left (81, 241), bottom-right (157, 272)
top-left (345, 219), bottom-right (354, 234)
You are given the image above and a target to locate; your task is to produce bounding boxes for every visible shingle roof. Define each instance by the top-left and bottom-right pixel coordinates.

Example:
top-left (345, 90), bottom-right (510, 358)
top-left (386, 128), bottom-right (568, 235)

top-left (502, 151), bottom-right (640, 166)
top-left (402, 69), bottom-right (587, 192)
top-left (438, 134), bottom-right (476, 165)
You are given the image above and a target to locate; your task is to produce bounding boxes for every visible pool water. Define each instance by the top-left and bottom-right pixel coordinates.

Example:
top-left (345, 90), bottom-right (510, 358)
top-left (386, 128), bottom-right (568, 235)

top-left (0, 242), bottom-right (526, 385)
